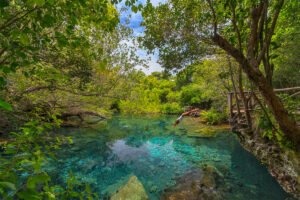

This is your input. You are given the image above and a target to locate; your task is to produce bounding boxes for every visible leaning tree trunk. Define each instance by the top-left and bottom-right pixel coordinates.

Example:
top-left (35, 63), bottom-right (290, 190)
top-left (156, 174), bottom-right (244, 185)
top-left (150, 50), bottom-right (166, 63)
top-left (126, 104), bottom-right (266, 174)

top-left (240, 59), bottom-right (300, 147)
top-left (251, 70), bottom-right (300, 145)
top-left (213, 34), bottom-right (300, 147)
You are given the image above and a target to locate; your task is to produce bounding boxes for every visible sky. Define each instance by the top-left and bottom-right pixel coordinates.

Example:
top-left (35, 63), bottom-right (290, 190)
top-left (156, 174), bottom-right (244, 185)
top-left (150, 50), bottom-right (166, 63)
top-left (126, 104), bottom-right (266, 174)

top-left (117, 0), bottom-right (167, 74)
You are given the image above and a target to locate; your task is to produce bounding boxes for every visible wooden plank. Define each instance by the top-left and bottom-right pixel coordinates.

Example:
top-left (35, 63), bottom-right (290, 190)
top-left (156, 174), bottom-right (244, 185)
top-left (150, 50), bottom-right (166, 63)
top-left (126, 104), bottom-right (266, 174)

top-left (274, 87), bottom-right (300, 92)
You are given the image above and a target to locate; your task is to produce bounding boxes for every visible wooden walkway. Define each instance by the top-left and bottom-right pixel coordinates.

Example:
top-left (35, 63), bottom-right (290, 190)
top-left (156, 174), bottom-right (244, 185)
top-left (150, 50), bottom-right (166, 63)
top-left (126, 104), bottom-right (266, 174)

top-left (228, 87), bottom-right (300, 131)
top-left (228, 91), bottom-right (256, 130)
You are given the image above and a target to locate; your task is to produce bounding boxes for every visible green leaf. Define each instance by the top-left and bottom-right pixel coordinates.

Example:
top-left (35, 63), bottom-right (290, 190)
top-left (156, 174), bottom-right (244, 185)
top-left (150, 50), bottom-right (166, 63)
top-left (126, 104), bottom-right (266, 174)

top-left (0, 0), bottom-right (9, 8)
top-left (50, 185), bottom-right (63, 193)
top-left (19, 33), bottom-right (31, 46)
top-left (47, 0), bottom-right (55, 5)
top-left (26, 0), bottom-right (45, 7)
top-left (42, 14), bottom-right (56, 27)
top-left (55, 32), bottom-right (68, 47)
top-left (0, 98), bottom-right (13, 111)
top-left (45, 191), bottom-right (56, 199)
top-left (0, 76), bottom-right (6, 89)
top-left (131, 5), bottom-right (138, 13)
top-left (0, 182), bottom-right (16, 191)
top-left (17, 190), bottom-right (41, 200)
top-left (27, 173), bottom-right (50, 190)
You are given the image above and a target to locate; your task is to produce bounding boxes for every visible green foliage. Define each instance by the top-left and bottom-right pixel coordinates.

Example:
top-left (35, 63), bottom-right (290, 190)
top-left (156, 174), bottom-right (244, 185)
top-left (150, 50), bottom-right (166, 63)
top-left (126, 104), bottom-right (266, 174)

top-left (160, 102), bottom-right (183, 114)
top-left (119, 72), bottom-right (178, 114)
top-left (0, 0), bottom-right (119, 89)
top-left (0, 116), bottom-right (99, 199)
top-left (0, 0), bottom-right (299, 198)
top-left (180, 84), bottom-right (204, 106)
top-left (256, 109), bottom-right (295, 149)
top-left (119, 59), bottom-right (231, 115)
top-left (1, 5), bottom-right (143, 123)
top-left (0, 98), bottom-right (12, 111)
top-left (272, 1), bottom-right (300, 88)
top-left (175, 65), bottom-right (195, 88)
top-left (278, 94), bottom-right (300, 121)
top-left (256, 95), bottom-right (299, 148)
top-left (141, 0), bottom-right (300, 148)
top-left (201, 109), bottom-right (227, 125)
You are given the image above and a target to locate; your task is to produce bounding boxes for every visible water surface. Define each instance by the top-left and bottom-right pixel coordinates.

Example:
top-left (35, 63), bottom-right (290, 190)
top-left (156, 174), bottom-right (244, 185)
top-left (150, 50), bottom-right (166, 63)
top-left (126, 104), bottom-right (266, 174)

top-left (46, 115), bottom-right (291, 199)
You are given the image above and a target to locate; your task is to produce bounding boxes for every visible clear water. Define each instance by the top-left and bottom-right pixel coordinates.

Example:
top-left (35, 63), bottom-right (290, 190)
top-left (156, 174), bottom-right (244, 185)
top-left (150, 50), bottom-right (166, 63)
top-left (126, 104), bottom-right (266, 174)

top-left (45, 115), bottom-right (292, 200)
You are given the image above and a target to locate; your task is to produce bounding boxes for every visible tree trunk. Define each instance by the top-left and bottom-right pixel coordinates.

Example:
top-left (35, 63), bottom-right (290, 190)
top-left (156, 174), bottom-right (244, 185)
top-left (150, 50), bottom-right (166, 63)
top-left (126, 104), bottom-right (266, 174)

top-left (213, 34), bottom-right (300, 147)
top-left (262, 53), bottom-right (273, 86)
top-left (254, 71), bottom-right (300, 146)
top-left (227, 55), bottom-right (241, 116)
top-left (238, 65), bottom-right (252, 129)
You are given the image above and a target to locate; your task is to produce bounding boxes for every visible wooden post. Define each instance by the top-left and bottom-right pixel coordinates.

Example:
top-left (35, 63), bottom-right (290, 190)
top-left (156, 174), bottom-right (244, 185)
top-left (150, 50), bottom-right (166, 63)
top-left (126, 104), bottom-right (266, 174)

top-left (228, 92), bottom-right (233, 119)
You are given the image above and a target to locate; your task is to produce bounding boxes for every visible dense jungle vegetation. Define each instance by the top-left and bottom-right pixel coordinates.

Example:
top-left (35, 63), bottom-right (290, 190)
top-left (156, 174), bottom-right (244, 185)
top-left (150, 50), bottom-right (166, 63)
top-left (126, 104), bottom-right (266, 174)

top-left (0, 0), bottom-right (299, 199)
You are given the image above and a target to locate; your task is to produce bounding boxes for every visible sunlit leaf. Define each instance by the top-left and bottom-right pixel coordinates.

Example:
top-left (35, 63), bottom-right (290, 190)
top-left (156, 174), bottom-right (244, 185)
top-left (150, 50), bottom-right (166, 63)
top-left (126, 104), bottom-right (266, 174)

top-left (0, 182), bottom-right (16, 191)
top-left (0, 98), bottom-right (13, 111)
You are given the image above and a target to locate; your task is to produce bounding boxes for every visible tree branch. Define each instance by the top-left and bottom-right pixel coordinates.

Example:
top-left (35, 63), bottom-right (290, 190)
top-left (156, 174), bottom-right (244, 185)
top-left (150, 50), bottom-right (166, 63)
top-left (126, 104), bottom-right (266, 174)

top-left (0, 7), bottom-right (39, 32)
top-left (212, 33), bottom-right (247, 66)
top-left (230, 2), bottom-right (242, 51)
top-left (206, 0), bottom-right (217, 34)
top-left (18, 85), bottom-right (120, 99)
top-left (257, 0), bottom-right (284, 64)
top-left (247, 2), bottom-right (264, 66)
top-left (0, 48), bottom-right (6, 57)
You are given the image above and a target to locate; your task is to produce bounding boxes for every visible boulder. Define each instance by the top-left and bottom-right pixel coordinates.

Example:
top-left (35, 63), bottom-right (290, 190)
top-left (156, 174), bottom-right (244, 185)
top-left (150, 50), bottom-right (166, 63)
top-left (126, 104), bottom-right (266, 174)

top-left (111, 175), bottom-right (149, 200)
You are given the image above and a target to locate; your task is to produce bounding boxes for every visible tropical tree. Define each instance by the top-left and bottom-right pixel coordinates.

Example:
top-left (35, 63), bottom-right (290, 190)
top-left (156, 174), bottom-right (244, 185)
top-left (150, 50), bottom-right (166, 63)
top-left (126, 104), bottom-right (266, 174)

top-left (0, 0), bottom-right (119, 89)
top-left (141, 0), bottom-right (300, 146)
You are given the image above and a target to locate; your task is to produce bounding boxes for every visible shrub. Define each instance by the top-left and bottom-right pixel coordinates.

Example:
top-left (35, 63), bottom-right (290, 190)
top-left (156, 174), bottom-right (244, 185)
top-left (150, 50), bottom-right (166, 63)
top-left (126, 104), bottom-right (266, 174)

top-left (256, 112), bottom-right (295, 149)
top-left (201, 109), bottom-right (227, 125)
top-left (160, 102), bottom-right (183, 114)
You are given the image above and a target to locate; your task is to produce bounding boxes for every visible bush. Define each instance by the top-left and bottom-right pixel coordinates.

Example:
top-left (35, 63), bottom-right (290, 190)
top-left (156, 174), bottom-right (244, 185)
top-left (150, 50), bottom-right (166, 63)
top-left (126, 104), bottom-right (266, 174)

top-left (201, 109), bottom-right (227, 125)
top-left (160, 102), bottom-right (183, 114)
top-left (256, 112), bottom-right (295, 149)
top-left (119, 100), bottom-right (160, 114)
top-left (180, 84), bottom-right (203, 106)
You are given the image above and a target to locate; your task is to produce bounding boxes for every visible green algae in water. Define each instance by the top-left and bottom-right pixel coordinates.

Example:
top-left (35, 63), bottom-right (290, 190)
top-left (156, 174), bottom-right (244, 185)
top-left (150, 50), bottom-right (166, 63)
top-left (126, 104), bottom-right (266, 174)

top-left (45, 115), bottom-right (292, 200)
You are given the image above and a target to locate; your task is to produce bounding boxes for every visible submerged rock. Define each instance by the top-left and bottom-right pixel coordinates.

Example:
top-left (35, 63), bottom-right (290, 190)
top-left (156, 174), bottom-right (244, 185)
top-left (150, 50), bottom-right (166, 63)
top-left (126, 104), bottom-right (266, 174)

top-left (161, 167), bottom-right (225, 200)
top-left (111, 175), bottom-right (149, 200)
top-left (150, 185), bottom-right (158, 193)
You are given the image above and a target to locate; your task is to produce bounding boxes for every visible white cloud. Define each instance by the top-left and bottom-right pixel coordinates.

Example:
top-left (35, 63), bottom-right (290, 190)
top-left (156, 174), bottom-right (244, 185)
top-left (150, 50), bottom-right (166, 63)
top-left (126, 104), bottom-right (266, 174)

top-left (117, 0), bottom-right (166, 75)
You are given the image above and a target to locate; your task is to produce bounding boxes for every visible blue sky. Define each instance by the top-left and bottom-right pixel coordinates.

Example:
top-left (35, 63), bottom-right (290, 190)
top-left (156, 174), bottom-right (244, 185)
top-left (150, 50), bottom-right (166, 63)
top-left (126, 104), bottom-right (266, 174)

top-left (117, 0), bottom-right (167, 74)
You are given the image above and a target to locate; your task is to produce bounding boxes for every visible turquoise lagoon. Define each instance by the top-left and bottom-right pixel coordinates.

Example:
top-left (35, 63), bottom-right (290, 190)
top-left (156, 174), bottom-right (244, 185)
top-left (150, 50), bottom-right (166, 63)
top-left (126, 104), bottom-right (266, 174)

top-left (46, 115), bottom-right (292, 200)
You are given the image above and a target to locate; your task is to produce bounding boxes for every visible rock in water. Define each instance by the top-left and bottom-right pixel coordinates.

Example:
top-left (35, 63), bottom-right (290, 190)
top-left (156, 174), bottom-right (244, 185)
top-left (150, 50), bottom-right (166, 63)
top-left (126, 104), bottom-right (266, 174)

top-left (111, 176), bottom-right (149, 200)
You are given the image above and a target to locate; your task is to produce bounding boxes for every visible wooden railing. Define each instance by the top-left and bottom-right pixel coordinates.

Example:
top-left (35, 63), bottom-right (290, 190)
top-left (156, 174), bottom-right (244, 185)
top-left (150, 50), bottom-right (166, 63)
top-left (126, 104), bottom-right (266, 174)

top-left (228, 87), bottom-right (300, 130)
